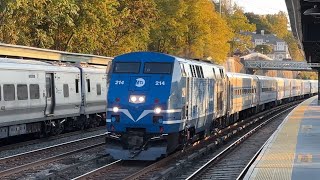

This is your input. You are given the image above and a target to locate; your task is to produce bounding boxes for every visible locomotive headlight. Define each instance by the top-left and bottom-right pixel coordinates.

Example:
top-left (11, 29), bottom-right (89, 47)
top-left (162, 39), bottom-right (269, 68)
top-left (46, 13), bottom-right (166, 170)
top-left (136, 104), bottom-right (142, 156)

top-left (130, 96), bottom-right (137, 102)
top-left (113, 106), bottom-right (119, 113)
top-left (138, 96), bottom-right (145, 102)
top-left (154, 107), bottom-right (162, 114)
top-left (130, 95), bottom-right (145, 103)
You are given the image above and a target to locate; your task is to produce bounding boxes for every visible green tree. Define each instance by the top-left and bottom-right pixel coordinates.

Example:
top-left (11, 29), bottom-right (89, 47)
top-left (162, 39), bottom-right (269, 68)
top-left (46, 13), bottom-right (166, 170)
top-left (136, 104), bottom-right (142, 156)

top-left (245, 11), bottom-right (303, 61)
top-left (108, 0), bottom-right (157, 56)
top-left (255, 45), bottom-right (273, 54)
top-left (0, 0), bottom-right (80, 50)
top-left (245, 12), bottom-right (271, 34)
top-left (0, 0), bottom-right (157, 56)
top-left (266, 11), bottom-right (288, 39)
top-left (67, 0), bottom-right (118, 54)
top-left (225, 6), bottom-right (256, 55)
top-left (149, 0), bottom-right (188, 54)
top-left (68, 0), bottom-right (157, 56)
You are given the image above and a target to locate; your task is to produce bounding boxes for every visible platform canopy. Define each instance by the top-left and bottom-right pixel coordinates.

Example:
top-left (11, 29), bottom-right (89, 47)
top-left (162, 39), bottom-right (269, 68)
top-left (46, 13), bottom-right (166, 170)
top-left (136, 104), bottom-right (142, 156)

top-left (286, 0), bottom-right (320, 64)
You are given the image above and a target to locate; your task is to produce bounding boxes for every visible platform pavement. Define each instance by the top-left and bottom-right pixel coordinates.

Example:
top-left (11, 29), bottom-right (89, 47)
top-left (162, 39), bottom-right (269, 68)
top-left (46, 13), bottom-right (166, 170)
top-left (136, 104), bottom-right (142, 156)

top-left (244, 96), bottom-right (320, 180)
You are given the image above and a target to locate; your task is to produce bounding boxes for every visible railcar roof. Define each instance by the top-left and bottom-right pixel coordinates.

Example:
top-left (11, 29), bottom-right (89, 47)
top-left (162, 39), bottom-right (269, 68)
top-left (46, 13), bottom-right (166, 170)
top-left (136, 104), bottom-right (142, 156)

top-left (227, 72), bottom-right (257, 79)
top-left (82, 66), bottom-right (107, 74)
top-left (0, 58), bottom-right (79, 72)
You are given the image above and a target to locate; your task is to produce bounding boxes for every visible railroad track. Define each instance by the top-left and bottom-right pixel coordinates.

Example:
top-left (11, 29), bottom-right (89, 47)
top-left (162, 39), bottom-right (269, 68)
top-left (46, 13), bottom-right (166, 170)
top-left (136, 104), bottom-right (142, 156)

top-left (123, 100), bottom-right (301, 180)
top-left (0, 133), bottom-right (106, 178)
top-left (183, 103), bottom-right (298, 180)
top-left (72, 160), bottom-right (151, 180)
top-left (0, 126), bottom-right (105, 151)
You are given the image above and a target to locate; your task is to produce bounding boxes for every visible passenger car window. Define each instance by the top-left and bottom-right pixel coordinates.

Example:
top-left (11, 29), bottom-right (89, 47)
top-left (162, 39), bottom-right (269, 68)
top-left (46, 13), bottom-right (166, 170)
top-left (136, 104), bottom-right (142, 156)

top-left (30, 84), bottom-right (40, 99)
top-left (97, 84), bottom-right (101, 95)
top-left (86, 79), bottom-right (91, 93)
top-left (75, 79), bottom-right (79, 93)
top-left (46, 77), bottom-right (52, 98)
top-left (63, 84), bottom-right (69, 97)
top-left (212, 68), bottom-right (216, 78)
top-left (113, 62), bottom-right (140, 73)
top-left (4, 84), bottom-right (15, 101)
top-left (17, 84), bottom-right (28, 100)
top-left (144, 63), bottom-right (172, 74)
top-left (190, 65), bottom-right (196, 77)
top-left (180, 63), bottom-right (187, 77)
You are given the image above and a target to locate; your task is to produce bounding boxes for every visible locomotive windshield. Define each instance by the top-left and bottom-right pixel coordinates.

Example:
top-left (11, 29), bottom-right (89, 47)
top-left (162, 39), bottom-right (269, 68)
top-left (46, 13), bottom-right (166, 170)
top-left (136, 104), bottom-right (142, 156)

top-left (144, 62), bottom-right (172, 74)
top-left (113, 62), bottom-right (140, 73)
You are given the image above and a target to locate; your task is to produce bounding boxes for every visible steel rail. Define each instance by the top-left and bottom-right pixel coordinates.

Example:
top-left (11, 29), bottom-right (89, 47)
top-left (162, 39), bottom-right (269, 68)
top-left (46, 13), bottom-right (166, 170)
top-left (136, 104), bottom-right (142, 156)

top-left (0, 142), bottom-right (106, 177)
top-left (71, 159), bottom-right (122, 180)
top-left (0, 133), bottom-right (105, 162)
top-left (0, 126), bottom-right (105, 150)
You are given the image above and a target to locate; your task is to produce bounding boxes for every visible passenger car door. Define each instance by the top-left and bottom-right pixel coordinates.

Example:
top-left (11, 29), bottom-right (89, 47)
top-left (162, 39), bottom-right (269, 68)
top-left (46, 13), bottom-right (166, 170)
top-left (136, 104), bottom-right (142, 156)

top-left (45, 73), bottom-right (55, 116)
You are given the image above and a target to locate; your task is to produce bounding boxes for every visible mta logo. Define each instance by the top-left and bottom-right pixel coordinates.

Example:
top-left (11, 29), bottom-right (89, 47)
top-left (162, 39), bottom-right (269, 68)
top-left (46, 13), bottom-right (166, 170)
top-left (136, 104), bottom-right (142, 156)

top-left (135, 78), bottom-right (145, 87)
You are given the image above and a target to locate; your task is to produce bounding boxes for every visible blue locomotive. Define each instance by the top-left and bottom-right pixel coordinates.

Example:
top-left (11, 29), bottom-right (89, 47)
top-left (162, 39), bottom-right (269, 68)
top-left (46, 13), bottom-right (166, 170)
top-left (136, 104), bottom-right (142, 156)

top-left (105, 52), bottom-right (228, 160)
top-left (105, 52), bottom-right (318, 160)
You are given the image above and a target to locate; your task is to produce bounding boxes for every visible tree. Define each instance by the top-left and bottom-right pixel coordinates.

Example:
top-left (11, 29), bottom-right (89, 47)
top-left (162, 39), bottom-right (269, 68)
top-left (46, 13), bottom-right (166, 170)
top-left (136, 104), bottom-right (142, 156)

top-left (255, 45), bottom-right (273, 54)
top-left (225, 6), bottom-right (256, 55)
top-left (283, 32), bottom-right (304, 61)
top-left (150, 0), bottom-right (232, 64)
top-left (0, 0), bottom-right (233, 62)
top-left (297, 71), bottom-right (318, 80)
top-left (69, 0), bottom-right (157, 56)
top-left (0, 0), bottom-right (80, 50)
top-left (266, 11), bottom-right (288, 39)
top-left (245, 12), bottom-right (271, 34)
top-left (245, 11), bottom-right (304, 61)
top-left (149, 0), bottom-right (188, 54)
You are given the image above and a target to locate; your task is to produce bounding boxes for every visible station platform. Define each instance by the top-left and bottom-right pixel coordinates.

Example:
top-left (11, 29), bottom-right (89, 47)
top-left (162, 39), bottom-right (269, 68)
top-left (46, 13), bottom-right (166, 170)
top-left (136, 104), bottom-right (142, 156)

top-left (244, 96), bottom-right (320, 180)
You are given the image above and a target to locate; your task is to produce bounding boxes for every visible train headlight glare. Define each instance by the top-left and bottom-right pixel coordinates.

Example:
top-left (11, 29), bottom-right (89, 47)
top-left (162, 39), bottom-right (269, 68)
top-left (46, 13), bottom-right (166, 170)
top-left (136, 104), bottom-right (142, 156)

top-left (130, 96), bottom-right (137, 102)
top-left (138, 96), bottom-right (145, 102)
top-left (113, 107), bottom-right (119, 113)
top-left (154, 107), bottom-right (161, 114)
top-left (130, 95), bottom-right (145, 103)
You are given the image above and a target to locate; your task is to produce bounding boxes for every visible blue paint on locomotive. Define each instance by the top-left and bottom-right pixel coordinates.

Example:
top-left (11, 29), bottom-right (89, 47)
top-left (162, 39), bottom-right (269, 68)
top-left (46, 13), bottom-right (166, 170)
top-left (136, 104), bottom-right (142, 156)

top-left (105, 51), bottom-right (227, 160)
top-left (106, 52), bottom-right (183, 134)
top-left (105, 52), bottom-right (188, 160)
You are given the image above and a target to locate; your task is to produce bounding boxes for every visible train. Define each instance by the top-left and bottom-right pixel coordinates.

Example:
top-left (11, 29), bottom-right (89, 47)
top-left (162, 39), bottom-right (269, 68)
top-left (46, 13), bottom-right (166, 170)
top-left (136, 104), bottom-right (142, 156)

top-left (105, 52), bottom-right (318, 160)
top-left (0, 58), bottom-right (107, 139)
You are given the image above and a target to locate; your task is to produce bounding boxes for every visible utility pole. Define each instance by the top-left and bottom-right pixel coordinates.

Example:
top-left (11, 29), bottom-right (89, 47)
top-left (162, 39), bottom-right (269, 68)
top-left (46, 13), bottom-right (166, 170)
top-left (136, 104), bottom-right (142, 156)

top-left (219, 0), bottom-right (222, 15)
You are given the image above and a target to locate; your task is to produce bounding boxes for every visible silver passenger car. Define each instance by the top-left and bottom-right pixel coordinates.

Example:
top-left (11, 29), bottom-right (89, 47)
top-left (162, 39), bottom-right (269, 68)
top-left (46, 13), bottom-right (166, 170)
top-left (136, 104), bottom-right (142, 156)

top-left (0, 59), bottom-right (107, 139)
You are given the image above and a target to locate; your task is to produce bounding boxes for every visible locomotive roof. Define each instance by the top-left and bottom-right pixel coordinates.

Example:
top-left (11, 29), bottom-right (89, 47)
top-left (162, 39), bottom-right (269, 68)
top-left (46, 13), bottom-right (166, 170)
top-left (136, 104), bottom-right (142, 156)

top-left (115, 51), bottom-right (224, 68)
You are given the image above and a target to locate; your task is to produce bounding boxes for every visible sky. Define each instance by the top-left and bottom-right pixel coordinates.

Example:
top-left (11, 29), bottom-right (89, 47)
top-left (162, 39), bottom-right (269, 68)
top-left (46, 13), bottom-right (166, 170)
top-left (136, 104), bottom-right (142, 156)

top-left (234, 0), bottom-right (288, 15)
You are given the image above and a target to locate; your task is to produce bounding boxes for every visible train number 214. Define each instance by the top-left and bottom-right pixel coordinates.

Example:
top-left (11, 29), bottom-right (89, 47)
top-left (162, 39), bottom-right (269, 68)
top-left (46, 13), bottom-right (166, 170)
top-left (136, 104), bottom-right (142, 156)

top-left (155, 81), bottom-right (165, 86)
top-left (115, 80), bottom-right (125, 85)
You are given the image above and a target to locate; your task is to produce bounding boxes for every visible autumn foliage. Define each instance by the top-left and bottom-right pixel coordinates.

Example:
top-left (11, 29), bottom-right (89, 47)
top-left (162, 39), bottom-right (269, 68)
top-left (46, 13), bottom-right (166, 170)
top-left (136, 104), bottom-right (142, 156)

top-left (0, 0), bottom-right (304, 65)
